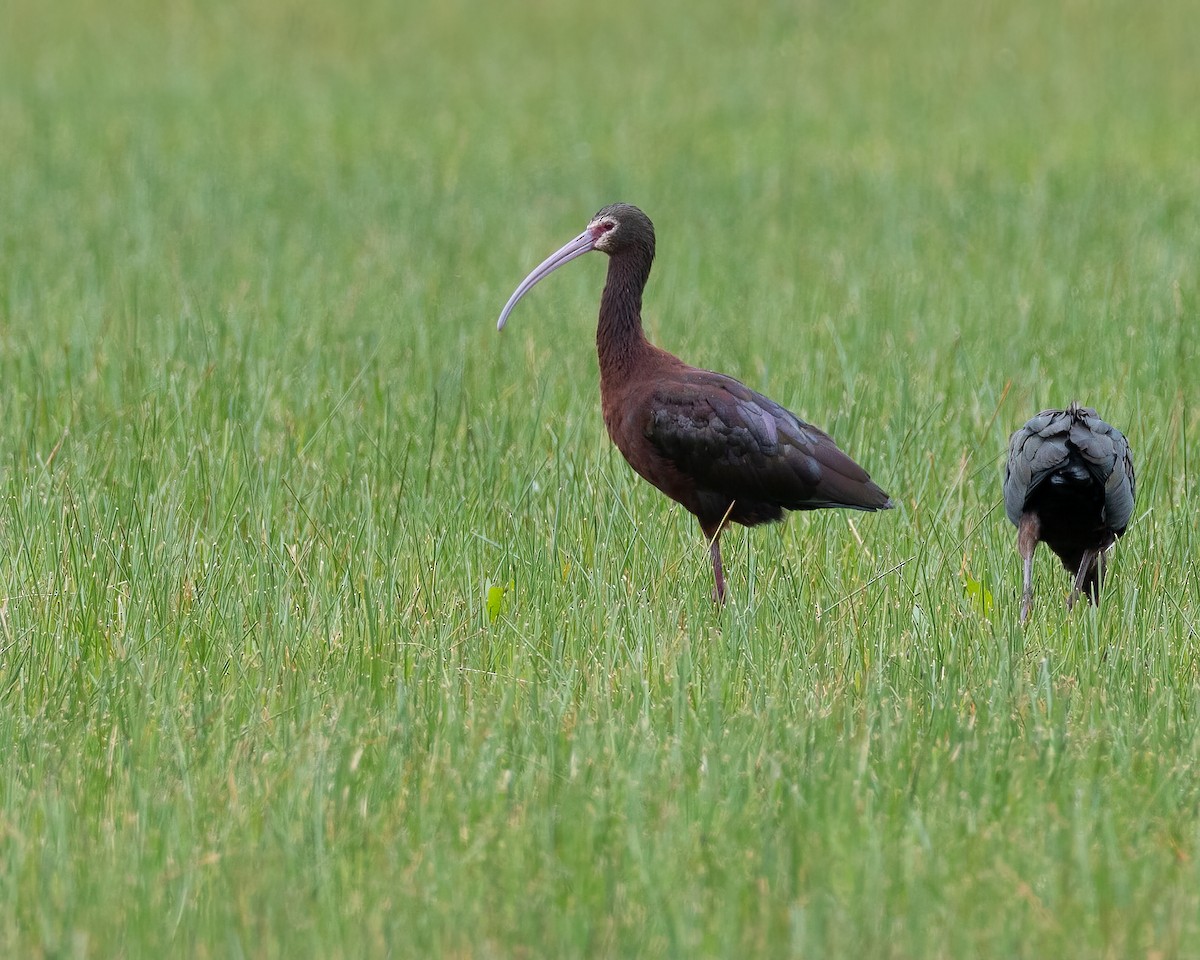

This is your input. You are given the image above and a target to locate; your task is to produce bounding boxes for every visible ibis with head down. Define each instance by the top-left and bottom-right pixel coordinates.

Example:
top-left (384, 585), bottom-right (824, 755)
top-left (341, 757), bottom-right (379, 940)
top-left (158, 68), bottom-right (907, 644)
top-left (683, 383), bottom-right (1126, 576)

top-left (1003, 402), bottom-right (1136, 621)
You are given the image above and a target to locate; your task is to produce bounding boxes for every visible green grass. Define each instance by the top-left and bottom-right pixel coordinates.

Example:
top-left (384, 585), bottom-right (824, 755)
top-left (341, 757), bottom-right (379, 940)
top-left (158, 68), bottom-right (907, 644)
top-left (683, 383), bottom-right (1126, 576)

top-left (2, 0), bottom-right (1199, 956)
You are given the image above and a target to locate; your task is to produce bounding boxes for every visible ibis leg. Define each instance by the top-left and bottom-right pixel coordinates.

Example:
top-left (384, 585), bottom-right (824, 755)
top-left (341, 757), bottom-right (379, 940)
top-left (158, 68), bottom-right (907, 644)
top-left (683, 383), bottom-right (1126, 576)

top-left (1068, 548), bottom-right (1098, 610)
top-left (1094, 549), bottom-right (1107, 602)
top-left (701, 519), bottom-right (728, 604)
top-left (1017, 513), bottom-right (1040, 623)
top-left (709, 535), bottom-right (727, 604)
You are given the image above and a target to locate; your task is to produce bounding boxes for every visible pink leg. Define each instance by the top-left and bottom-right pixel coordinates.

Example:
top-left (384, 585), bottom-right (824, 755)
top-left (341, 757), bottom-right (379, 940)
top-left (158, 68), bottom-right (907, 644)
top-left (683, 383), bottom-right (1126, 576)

top-left (1017, 513), bottom-right (1040, 624)
top-left (1068, 548), bottom-right (1098, 610)
top-left (710, 535), bottom-right (727, 604)
top-left (701, 519), bottom-right (729, 605)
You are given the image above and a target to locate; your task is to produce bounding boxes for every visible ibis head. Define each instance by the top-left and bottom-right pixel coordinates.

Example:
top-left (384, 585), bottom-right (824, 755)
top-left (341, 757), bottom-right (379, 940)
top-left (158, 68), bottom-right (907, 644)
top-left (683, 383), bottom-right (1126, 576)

top-left (496, 204), bottom-right (655, 331)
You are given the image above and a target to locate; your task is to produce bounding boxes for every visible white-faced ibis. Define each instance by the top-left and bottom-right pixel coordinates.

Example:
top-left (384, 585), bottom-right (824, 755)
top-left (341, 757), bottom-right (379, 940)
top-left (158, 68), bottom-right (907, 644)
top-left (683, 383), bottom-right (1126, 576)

top-left (1003, 402), bottom-right (1136, 621)
top-left (497, 203), bottom-right (894, 602)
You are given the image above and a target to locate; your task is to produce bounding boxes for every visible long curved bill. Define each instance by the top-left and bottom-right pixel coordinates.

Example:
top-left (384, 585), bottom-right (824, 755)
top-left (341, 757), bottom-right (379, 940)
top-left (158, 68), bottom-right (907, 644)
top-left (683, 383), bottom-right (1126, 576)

top-left (497, 231), bottom-right (596, 331)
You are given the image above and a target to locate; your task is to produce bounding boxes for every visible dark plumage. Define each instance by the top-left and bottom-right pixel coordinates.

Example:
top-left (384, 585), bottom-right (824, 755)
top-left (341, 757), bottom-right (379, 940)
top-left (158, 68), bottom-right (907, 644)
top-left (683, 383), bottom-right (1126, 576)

top-left (498, 203), bottom-right (893, 602)
top-left (1003, 402), bottom-right (1136, 621)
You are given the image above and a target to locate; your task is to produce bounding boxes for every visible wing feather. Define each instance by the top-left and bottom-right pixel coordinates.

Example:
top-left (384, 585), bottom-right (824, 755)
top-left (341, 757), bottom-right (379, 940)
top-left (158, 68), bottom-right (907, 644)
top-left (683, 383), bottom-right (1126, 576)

top-left (643, 371), bottom-right (891, 512)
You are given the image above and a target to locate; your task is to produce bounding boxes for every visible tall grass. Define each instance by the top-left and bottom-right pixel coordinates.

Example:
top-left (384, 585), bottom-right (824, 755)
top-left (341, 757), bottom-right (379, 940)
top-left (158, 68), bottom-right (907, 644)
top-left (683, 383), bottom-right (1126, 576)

top-left (1, 0), bottom-right (1198, 956)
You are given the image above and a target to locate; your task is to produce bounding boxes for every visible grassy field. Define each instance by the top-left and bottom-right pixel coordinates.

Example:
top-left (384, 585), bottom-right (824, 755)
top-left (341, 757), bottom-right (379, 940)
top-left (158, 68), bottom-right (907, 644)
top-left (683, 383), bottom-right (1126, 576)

top-left (1, 0), bottom-right (1198, 956)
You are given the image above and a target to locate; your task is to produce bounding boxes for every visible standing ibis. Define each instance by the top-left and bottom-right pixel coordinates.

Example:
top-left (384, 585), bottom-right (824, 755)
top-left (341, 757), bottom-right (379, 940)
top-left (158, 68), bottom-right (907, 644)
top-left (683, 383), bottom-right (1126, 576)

top-left (1003, 402), bottom-right (1136, 621)
top-left (497, 203), bottom-right (894, 602)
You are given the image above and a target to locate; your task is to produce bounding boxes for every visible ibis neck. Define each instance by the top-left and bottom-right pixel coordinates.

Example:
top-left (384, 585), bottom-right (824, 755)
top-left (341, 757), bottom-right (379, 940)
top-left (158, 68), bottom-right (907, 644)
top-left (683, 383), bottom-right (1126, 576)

top-left (596, 248), bottom-right (653, 384)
